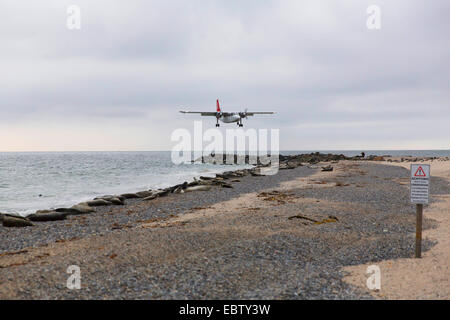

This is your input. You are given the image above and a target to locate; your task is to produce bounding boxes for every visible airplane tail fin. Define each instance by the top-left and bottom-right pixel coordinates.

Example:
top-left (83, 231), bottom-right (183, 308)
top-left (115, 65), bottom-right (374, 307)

top-left (216, 99), bottom-right (221, 112)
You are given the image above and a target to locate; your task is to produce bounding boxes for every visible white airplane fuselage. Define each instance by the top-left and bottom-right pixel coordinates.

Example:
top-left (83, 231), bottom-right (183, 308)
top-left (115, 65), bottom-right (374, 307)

top-left (220, 114), bottom-right (241, 123)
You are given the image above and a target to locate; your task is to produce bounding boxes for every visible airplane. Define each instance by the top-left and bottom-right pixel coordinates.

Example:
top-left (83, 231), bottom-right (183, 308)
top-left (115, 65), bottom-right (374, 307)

top-left (180, 99), bottom-right (275, 127)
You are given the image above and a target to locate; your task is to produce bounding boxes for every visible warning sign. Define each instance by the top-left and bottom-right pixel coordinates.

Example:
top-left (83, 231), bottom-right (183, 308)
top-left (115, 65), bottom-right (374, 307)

top-left (410, 164), bottom-right (430, 204)
top-left (414, 166), bottom-right (427, 177)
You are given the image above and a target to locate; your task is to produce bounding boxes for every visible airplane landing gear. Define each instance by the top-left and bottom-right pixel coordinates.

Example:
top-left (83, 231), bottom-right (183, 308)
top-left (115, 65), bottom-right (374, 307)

top-left (216, 124), bottom-right (220, 127)
top-left (216, 118), bottom-right (220, 127)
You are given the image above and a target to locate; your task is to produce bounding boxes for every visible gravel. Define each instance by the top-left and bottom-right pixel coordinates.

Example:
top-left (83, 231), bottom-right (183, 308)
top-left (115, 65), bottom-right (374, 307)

top-left (0, 161), bottom-right (445, 299)
top-left (0, 165), bottom-right (314, 253)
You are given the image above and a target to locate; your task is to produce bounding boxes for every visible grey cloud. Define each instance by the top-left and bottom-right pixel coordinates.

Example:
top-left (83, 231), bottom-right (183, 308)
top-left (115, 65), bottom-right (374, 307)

top-left (0, 0), bottom-right (449, 150)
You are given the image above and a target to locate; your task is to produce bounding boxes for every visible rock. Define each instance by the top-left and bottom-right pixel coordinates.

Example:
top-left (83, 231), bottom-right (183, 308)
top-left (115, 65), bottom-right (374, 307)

top-left (28, 211), bottom-right (67, 222)
top-left (85, 199), bottom-right (112, 207)
top-left (373, 156), bottom-right (385, 161)
top-left (321, 165), bottom-right (333, 172)
top-left (184, 186), bottom-right (212, 192)
top-left (199, 176), bottom-right (215, 180)
top-left (2, 215), bottom-right (34, 228)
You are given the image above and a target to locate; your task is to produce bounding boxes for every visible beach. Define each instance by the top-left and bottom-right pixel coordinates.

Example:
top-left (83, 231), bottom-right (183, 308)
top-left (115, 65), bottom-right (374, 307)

top-left (342, 158), bottom-right (450, 299)
top-left (0, 156), bottom-right (449, 299)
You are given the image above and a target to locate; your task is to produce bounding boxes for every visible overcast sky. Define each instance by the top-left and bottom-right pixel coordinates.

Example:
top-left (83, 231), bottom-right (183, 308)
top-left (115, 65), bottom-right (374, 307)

top-left (1, 0), bottom-right (449, 151)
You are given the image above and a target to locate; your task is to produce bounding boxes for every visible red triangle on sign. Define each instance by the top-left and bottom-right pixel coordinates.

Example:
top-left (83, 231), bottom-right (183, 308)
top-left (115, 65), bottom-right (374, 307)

top-left (414, 166), bottom-right (427, 177)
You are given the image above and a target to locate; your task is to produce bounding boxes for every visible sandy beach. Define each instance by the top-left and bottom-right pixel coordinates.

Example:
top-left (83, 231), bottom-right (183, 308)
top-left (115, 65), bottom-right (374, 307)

top-left (342, 158), bottom-right (450, 299)
top-left (0, 157), bottom-right (448, 299)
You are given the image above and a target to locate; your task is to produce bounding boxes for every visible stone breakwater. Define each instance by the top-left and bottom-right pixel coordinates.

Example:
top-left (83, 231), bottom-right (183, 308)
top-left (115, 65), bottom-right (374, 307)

top-left (1, 153), bottom-right (443, 229)
top-left (197, 152), bottom-right (355, 165)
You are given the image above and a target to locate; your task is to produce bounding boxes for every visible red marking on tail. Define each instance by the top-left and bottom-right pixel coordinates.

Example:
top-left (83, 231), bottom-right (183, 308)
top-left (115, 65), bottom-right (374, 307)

top-left (216, 99), bottom-right (221, 112)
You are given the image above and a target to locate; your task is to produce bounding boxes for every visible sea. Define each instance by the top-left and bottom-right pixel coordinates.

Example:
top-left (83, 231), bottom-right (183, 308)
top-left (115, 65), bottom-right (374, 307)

top-left (0, 150), bottom-right (449, 216)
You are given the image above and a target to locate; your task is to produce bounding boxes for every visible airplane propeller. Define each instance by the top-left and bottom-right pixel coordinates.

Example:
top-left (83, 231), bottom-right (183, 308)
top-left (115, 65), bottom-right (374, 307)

top-left (239, 108), bottom-right (248, 119)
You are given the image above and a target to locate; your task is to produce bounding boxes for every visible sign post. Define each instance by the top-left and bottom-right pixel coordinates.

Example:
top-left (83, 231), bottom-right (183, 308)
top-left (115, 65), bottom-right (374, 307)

top-left (410, 164), bottom-right (430, 258)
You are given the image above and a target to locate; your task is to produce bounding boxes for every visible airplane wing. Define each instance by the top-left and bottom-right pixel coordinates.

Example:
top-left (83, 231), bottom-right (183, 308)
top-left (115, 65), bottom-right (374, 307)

top-left (244, 111), bottom-right (276, 116)
top-left (179, 111), bottom-right (218, 117)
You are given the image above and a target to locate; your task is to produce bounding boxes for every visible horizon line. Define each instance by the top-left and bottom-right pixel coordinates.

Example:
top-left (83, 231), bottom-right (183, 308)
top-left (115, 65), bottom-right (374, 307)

top-left (0, 149), bottom-right (449, 153)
